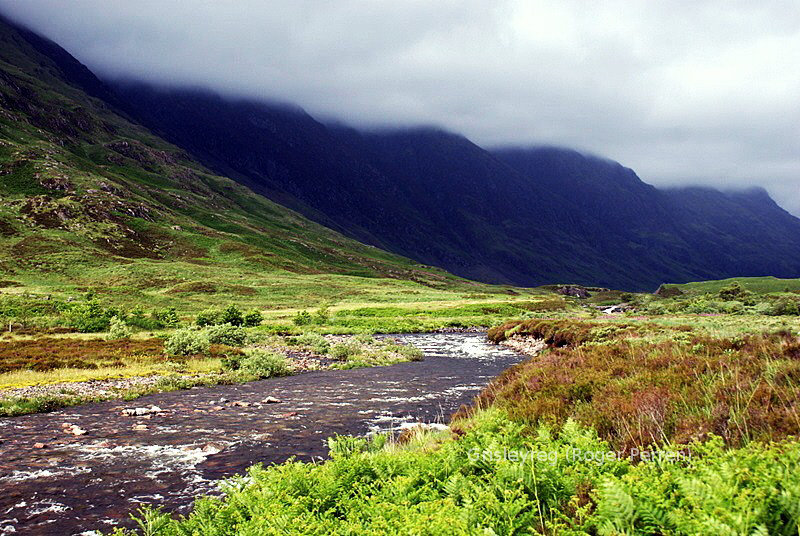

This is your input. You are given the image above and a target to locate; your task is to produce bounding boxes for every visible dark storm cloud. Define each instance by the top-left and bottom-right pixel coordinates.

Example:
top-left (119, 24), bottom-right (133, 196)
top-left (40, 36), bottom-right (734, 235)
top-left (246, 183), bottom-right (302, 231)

top-left (2, 0), bottom-right (799, 214)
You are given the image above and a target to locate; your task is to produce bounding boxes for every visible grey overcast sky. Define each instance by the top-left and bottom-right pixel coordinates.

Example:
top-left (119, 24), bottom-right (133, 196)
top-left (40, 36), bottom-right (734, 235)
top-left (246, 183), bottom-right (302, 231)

top-left (2, 0), bottom-right (799, 214)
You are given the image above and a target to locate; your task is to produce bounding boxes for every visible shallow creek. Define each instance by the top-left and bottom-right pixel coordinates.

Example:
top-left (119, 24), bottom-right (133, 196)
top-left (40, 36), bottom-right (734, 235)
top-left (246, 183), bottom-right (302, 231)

top-left (0, 333), bottom-right (524, 535)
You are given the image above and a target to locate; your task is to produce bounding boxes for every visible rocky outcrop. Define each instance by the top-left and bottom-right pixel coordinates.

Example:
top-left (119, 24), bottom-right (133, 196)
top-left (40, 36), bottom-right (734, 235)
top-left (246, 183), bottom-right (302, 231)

top-left (556, 285), bottom-right (591, 299)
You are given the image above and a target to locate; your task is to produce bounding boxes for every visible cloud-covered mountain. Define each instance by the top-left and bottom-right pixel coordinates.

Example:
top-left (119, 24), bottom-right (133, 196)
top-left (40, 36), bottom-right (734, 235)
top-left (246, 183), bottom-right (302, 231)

top-left (109, 83), bottom-right (800, 290)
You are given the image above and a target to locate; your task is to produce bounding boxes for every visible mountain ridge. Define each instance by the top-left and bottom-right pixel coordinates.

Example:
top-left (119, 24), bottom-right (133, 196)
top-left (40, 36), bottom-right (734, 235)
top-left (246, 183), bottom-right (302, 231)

top-left (110, 81), bottom-right (800, 290)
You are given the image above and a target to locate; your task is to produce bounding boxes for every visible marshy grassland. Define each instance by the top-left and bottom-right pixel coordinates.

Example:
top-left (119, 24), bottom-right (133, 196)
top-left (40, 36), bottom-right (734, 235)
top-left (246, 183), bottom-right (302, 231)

top-left (0, 276), bottom-right (553, 416)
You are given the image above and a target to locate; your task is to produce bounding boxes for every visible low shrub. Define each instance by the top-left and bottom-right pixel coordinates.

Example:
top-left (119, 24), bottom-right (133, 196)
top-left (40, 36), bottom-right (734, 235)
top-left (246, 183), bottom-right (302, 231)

top-left (383, 341), bottom-right (423, 361)
top-left (770, 298), bottom-right (800, 316)
top-left (204, 323), bottom-right (248, 346)
top-left (353, 333), bottom-right (374, 344)
top-left (329, 340), bottom-right (362, 360)
top-left (292, 332), bottom-right (330, 354)
top-left (222, 348), bottom-right (290, 378)
top-left (106, 316), bottom-right (132, 340)
top-left (164, 328), bottom-right (210, 356)
top-left (395, 343), bottom-right (423, 361)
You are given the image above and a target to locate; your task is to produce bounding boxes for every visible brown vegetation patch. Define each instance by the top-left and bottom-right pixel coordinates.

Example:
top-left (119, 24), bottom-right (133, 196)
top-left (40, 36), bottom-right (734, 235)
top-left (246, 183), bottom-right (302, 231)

top-left (655, 284), bottom-right (684, 298)
top-left (522, 298), bottom-right (567, 312)
top-left (166, 237), bottom-right (207, 260)
top-left (168, 281), bottom-right (218, 294)
top-left (20, 196), bottom-right (74, 229)
top-left (228, 284), bottom-right (257, 296)
top-left (0, 338), bottom-right (165, 373)
top-left (105, 139), bottom-right (177, 171)
top-left (11, 236), bottom-right (67, 260)
top-left (218, 241), bottom-right (256, 255)
top-left (0, 217), bottom-right (17, 237)
top-left (93, 235), bottom-right (162, 259)
top-left (478, 321), bottom-right (800, 453)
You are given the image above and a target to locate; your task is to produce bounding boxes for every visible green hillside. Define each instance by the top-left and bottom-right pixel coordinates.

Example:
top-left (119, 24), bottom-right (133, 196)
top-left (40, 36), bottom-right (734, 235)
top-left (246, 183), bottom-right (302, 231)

top-left (0, 19), bottom-right (525, 316)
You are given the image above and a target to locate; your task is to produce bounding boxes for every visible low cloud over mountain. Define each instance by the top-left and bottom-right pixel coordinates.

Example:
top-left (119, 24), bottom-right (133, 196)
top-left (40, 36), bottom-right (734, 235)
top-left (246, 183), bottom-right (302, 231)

top-left (2, 0), bottom-right (799, 214)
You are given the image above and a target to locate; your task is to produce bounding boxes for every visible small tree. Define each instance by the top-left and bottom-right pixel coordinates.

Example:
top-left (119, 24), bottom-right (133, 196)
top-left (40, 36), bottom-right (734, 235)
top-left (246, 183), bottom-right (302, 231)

top-left (155, 307), bottom-right (180, 327)
top-left (243, 309), bottom-right (263, 327)
top-left (106, 316), bottom-right (132, 340)
top-left (220, 304), bottom-right (244, 326)
top-left (293, 310), bottom-right (312, 326)
top-left (718, 282), bottom-right (748, 301)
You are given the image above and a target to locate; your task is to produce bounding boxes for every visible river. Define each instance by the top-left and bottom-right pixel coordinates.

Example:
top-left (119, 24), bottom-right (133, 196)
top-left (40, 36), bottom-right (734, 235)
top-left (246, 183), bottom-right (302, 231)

top-left (0, 333), bottom-right (524, 535)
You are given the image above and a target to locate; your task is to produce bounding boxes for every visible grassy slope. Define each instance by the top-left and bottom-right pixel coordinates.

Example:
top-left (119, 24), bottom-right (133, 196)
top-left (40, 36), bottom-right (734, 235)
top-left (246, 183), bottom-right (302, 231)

top-left (0, 20), bottom-right (535, 316)
top-left (660, 276), bottom-right (800, 295)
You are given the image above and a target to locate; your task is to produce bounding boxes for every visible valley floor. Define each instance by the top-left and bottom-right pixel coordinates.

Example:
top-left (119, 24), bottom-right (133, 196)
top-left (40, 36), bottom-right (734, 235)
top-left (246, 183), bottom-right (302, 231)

top-left (2, 278), bottom-right (800, 534)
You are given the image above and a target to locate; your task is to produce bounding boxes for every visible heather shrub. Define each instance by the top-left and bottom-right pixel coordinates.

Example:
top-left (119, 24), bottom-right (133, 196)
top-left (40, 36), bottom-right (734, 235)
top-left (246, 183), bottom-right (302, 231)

top-left (482, 320), bottom-right (800, 451)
